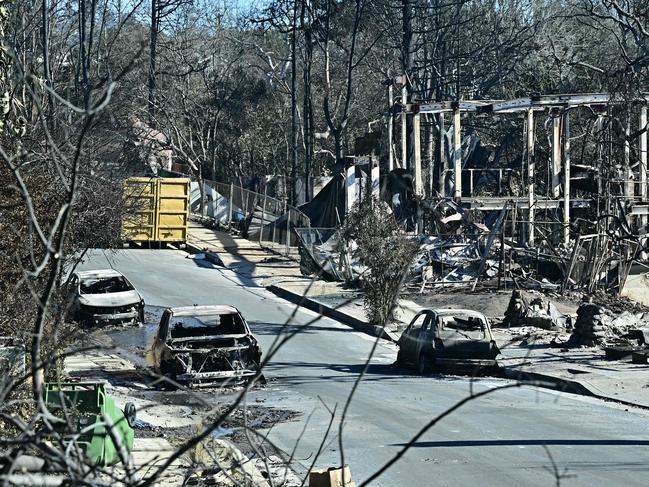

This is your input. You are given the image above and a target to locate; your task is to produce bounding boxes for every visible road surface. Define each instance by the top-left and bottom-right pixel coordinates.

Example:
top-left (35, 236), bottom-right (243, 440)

top-left (78, 249), bottom-right (649, 486)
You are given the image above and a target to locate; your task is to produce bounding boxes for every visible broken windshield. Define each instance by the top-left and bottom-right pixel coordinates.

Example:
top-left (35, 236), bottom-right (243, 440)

top-left (439, 314), bottom-right (486, 340)
top-left (80, 276), bottom-right (134, 294)
top-left (169, 313), bottom-right (246, 339)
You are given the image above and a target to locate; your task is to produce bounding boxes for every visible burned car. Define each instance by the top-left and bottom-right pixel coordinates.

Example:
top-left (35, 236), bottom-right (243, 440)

top-left (151, 305), bottom-right (263, 387)
top-left (69, 270), bottom-right (145, 327)
top-left (397, 308), bottom-right (500, 374)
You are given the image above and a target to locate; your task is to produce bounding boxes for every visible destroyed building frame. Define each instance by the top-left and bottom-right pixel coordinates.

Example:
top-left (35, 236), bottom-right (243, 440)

top-left (382, 87), bottom-right (649, 293)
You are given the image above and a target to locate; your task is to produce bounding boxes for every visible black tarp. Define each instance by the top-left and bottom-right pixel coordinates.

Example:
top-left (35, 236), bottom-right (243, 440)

top-left (299, 169), bottom-right (346, 228)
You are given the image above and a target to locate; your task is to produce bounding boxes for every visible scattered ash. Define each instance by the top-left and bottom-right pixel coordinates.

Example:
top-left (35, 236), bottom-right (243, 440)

top-left (132, 404), bottom-right (301, 458)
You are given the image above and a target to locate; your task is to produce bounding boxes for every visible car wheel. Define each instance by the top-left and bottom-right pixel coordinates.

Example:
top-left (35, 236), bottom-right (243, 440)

top-left (418, 352), bottom-right (432, 376)
top-left (124, 402), bottom-right (137, 428)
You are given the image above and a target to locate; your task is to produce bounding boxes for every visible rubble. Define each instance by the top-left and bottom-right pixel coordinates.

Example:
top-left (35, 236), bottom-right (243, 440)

top-left (568, 302), bottom-right (649, 347)
top-left (502, 290), bottom-right (569, 330)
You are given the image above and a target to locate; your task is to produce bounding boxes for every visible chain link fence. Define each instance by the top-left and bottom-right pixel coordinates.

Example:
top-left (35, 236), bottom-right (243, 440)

top-left (188, 177), bottom-right (314, 261)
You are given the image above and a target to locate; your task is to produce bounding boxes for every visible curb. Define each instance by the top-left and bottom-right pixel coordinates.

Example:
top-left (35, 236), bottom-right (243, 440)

top-left (267, 285), bottom-right (396, 342)
top-left (501, 367), bottom-right (594, 396)
top-left (501, 366), bottom-right (649, 410)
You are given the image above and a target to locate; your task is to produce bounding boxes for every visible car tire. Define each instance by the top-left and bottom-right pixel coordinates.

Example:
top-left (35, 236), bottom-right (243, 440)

top-left (418, 352), bottom-right (432, 376)
top-left (124, 402), bottom-right (137, 428)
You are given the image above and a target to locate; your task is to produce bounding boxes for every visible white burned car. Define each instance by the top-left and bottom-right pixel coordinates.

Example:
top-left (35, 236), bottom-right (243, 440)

top-left (69, 269), bottom-right (145, 327)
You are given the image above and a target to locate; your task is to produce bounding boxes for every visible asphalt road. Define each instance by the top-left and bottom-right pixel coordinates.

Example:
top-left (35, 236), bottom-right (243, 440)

top-left (78, 249), bottom-right (649, 486)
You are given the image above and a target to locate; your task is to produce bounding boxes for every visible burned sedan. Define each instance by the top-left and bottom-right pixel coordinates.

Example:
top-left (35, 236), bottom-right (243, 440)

top-left (397, 308), bottom-right (500, 374)
top-left (69, 270), bottom-right (145, 327)
top-left (151, 305), bottom-right (263, 387)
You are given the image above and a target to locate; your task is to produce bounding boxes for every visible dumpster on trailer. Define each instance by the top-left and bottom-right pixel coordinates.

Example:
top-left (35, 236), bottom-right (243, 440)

top-left (122, 177), bottom-right (190, 244)
top-left (44, 382), bottom-right (136, 467)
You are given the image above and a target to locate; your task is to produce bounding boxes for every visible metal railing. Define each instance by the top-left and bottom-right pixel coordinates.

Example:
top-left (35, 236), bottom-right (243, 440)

top-left (188, 177), bottom-right (312, 261)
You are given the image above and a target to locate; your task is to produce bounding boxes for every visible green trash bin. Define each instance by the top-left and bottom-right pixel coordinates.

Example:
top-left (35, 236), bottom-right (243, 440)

top-left (44, 382), bottom-right (136, 467)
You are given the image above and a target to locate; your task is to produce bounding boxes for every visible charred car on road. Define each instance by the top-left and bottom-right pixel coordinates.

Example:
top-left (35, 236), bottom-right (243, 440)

top-left (69, 270), bottom-right (145, 327)
top-left (397, 308), bottom-right (500, 374)
top-left (151, 305), bottom-right (263, 387)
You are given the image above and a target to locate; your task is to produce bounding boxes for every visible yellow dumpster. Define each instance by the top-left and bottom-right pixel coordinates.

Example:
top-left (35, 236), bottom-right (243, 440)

top-left (122, 177), bottom-right (190, 244)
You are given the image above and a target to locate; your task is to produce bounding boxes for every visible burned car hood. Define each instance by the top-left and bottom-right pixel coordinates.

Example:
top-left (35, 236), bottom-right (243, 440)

top-left (78, 290), bottom-right (141, 308)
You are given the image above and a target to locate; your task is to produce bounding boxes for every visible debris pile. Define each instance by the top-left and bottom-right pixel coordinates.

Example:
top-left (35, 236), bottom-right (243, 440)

top-left (502, 290), bottom-right (569, 330)
top-left (413, 236), bottom-right (494, 287)
top-left (568, 303), bottom-right (649, 347)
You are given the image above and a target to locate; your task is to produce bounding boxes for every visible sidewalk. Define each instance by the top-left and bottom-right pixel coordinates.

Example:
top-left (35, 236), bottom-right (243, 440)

top-left (187, 222), bottom-right (649, 410)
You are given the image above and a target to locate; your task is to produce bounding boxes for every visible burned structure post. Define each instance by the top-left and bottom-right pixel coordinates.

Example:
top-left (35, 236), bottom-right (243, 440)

top-left (453, 104), bottom-right (462, 200)
top-left (527, 108), bottom-right (535, 245)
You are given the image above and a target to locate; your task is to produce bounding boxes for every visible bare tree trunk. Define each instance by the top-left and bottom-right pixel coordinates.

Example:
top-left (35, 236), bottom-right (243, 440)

top-left (148, 0), bottom-right (158, 125)
top-left (301, 1), bottom-right (313, 201)
top-left (41, 0), bottom-right (54, 119)
top-left (290, 0), bottom-right (299, 206)
top-left (401, 0), bottom-right (413, 170)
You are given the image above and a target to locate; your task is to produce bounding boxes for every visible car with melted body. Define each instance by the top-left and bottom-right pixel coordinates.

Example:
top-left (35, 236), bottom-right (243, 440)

top-left (151, 305), bottom-right (263, 387)
top-left (397, 308), bottom-right (500, 374)
top-left (68, 269), bottom-right (145, 327)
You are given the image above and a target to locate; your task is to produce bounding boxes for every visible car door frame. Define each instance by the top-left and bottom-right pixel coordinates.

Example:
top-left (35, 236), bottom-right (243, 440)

top-left (412, 311), bottom-right (435, 362)
top-left (153, 309), bottom-right (172, 367)
top-left (401, 311), bottom-right (431, 363)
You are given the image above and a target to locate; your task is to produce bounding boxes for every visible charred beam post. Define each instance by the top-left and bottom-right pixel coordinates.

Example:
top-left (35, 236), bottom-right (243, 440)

top-left (413, 109), bottom-right (423, 196)
top-left (563, 111), bottom-right (571, 244)
top-left (551, 109), bottom-right (561, 198)
top-left (438, 113), bottom-right (445, 196)
top-left (527, 108), bottom-right (535, 245)
top-left (453, 104), bottom-right (462, 200)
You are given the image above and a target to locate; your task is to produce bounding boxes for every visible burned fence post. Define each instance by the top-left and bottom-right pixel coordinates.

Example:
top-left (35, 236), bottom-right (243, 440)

top-left (286, 207), bottom-right (291, 256)
top-left (228, 182), bottom-right (234, 232)
top-left (260, 186), bottom-right (267, 245)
